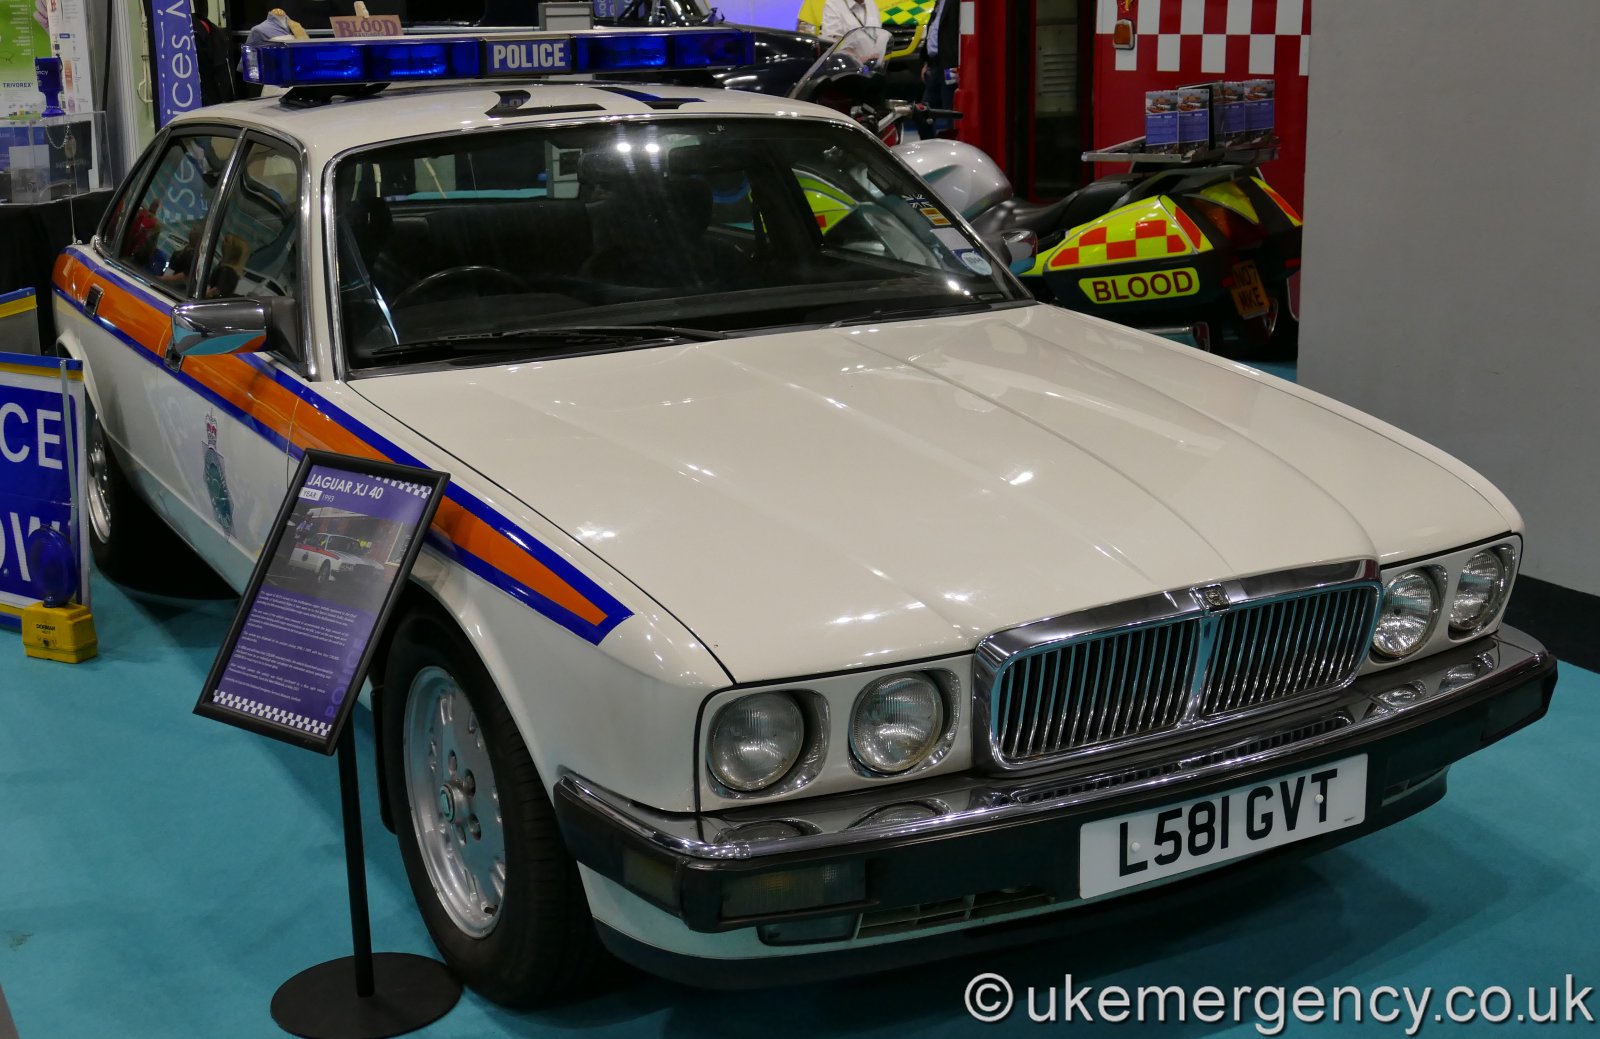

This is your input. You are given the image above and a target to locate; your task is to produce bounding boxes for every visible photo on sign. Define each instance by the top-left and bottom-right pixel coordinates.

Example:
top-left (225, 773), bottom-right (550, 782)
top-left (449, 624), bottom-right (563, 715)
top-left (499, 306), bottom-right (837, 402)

top-left (265, 494), bottom-right (414, 611)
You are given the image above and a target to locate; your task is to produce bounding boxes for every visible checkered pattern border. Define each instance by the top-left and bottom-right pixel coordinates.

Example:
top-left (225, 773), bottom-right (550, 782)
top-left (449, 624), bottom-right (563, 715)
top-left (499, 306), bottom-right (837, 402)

top-left (1097, 0), bottom-right (1311, 77)
top-left (215, 690), bottom-right (331, 738)
top-left (371, 476), bottom-right (430, 500)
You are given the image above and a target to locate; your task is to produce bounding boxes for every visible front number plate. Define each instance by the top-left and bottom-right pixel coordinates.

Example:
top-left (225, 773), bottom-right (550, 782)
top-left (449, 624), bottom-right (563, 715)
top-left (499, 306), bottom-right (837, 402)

top-left (1230, 259), bottom-right (1271, 319)
top-left (1078, 755), bottom-right (1368, 899)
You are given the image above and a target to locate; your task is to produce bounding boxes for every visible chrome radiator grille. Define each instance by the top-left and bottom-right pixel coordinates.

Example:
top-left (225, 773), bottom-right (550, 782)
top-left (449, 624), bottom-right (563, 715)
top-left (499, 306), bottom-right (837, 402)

top-left (984, 573), bottom-right (1379, 768)
top-left (993, 619), bottom-right (1199, 762)
top-left (1200, 586), bottom-right (1377, 716)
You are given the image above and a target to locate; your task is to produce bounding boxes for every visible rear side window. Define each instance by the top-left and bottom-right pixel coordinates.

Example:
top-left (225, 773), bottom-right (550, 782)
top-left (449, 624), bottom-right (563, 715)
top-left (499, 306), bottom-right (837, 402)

top-left (206, 140), bottom-right (301, 300)
top-left (113, 133), bottom-right (236, 294)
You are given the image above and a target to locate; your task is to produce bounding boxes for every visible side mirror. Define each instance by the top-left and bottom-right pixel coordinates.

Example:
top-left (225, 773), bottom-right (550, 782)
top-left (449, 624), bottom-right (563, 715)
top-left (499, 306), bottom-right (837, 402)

top-left (981, 228), bottom-right (1038, 267)
top-left (165, 296), bottom-right (297, 368)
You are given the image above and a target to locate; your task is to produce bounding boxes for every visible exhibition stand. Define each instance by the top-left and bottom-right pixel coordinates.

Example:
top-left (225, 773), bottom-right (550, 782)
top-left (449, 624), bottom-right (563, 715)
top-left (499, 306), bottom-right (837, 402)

top-left (195, 451), bottom-right (459, 1038)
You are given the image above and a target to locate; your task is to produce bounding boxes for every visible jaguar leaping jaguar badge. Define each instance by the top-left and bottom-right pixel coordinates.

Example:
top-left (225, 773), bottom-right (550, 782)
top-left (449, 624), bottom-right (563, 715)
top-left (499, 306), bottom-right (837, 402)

top-left (1198, 584), bottom-right (1230, 610)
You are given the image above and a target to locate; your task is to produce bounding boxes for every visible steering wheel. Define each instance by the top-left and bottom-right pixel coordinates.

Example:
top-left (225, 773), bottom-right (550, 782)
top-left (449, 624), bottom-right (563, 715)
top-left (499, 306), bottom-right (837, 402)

top-left (390, 265), bottom-right (528, 309)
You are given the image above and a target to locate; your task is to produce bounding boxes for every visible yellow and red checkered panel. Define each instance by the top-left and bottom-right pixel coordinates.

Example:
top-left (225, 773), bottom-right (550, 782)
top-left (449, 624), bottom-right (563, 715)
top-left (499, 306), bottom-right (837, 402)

top-left (1047, 199), bottom-right (1211, 270)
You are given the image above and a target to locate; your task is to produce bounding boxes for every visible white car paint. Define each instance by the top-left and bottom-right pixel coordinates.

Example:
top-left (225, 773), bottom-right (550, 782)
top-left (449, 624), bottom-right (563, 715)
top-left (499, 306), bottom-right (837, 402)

top-left (53, 72), bottom-right (1529, 968)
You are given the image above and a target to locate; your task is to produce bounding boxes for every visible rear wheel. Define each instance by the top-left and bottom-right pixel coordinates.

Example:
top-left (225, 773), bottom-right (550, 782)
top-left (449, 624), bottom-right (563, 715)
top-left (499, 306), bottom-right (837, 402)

top-left (85, 405), bottom-right (231, 596)
top-left (87, 405), bottom-right (152, 578)
top-left (381, 607), bottom-right (601, 1007)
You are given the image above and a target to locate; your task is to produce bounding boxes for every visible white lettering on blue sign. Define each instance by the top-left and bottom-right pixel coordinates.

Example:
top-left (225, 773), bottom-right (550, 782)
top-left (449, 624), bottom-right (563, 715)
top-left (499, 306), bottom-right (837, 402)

top-left (487, 39), bottom-right (573, 75)
top-left (0, 402), bottom-right (63, 471)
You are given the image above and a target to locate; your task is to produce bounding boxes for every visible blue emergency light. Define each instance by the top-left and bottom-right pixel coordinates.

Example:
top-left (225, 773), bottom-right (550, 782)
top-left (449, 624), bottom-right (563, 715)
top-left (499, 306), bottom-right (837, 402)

top-left (242, 28), bottom-right (756, 88)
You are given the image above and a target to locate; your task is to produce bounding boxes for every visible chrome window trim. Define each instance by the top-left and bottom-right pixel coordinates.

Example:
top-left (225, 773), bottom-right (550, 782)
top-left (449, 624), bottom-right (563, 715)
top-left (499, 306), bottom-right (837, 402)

top-left (95, 132), bottom-right (167, 258)
top-left (231, 127), bottom-right (319, 380)
top-left (973, 560), bottom-right (1381, 774)
top-left (93, 124), bottom-right (247, 306)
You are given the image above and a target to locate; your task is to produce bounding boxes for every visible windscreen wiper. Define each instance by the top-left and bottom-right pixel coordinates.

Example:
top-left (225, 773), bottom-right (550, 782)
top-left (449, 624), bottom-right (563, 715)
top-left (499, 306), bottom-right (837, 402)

top-left (366, 323), bottom-right (729, 360)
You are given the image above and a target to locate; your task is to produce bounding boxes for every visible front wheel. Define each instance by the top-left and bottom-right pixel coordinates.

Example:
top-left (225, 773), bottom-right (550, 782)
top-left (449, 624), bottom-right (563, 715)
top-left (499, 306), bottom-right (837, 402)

top-left (380, 608), bottom-right (601, 1007)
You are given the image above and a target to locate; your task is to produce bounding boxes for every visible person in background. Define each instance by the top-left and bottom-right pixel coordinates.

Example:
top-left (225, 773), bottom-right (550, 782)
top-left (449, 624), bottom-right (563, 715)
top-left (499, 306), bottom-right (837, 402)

top-left (916, 0), bottom-right (961, 140)
top-left (796, 0), bottom-right (822, 35)
top-left (820, 0), bottom-right (882, 44)
top-left (192, 0), bottom-right (238, 106)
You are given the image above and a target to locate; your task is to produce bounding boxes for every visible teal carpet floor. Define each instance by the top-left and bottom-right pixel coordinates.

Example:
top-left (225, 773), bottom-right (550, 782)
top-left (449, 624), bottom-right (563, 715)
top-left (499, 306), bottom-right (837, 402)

top-left (4, 361), bottom-right (1597, 1037)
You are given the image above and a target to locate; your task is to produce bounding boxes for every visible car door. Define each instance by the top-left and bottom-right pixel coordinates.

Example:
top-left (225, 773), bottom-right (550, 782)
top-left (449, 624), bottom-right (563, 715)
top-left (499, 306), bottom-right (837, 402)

top-left (76, 128), bottom-right (304, 587)
top-left (157, 132), bottom-right (308, 581)
top-left (75, 128), bottom-right (240, 540)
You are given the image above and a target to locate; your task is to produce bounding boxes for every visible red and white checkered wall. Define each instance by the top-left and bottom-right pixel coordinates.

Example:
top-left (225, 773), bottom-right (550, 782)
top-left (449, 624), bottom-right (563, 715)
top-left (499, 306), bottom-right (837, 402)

top-left (1091, 0), bottom-right (1312, 210)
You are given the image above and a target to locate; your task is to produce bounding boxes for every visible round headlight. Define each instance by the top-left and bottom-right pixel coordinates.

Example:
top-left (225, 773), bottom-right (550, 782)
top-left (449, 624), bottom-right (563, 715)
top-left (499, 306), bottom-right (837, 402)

top-left (1450, 550), bottom-right (1508, 634)
top-left (1373, 569), bottom-right (1439, 659)
top-left (850, 673), bottom-right (946, 775)
top-left (707, 692), bottom-right (805, 793)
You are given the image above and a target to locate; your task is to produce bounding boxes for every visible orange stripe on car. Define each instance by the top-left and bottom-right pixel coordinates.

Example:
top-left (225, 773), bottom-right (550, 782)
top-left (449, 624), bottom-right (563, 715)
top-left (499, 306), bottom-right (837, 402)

top-left (54, 253), bottom-right (614, 632)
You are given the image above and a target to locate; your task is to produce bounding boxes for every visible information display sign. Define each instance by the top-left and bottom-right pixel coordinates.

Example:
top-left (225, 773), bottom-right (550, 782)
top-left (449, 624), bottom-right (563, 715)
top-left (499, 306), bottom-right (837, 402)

top-left (0, 352), bottom-right (84, 629)
top-left (196, 451), bottom-right (447, 754)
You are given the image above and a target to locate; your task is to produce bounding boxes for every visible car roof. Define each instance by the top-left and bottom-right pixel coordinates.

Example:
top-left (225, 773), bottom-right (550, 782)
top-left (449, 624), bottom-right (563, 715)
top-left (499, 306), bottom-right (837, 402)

top-left (170, 81), bottom-right (854, 166)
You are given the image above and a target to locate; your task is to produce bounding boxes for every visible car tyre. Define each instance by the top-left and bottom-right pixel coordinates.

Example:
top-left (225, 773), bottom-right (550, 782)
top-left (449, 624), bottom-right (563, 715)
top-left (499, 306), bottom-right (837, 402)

top-left (316, 560), bottom-right (332, 585)
top-left (381, 607), bottom-right (601, 1007)
top-left (86, 404), bottom-right (229, 596)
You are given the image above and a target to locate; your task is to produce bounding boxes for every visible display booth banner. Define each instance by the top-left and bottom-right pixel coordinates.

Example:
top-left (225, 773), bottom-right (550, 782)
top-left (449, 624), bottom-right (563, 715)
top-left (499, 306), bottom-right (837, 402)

top-left (44, 0), bottom-right (95, 115)
top-left (152, 0), bottom-right (202, 127)
top-left (0, 0), bottom-right (52, 118)
top-left (0, 351), bottom-right (85, 629)
top-left (196, 452), bottom-right (448, 754)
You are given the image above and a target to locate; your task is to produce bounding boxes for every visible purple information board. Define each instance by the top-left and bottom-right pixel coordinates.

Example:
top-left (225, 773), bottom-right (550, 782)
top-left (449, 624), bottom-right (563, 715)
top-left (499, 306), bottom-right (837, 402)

top-left (196, 451), bottom-right (447, 753)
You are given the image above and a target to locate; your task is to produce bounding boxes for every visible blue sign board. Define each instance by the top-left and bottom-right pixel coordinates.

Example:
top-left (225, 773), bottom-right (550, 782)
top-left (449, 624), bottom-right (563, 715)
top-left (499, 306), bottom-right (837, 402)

top-left (485, 37), bottom-right (575, 76)
top-left (197, 452), bottom-right (447, 753)
top-left (152, 0), bottom-right (203, 127)
top-left (0, 353), bottom-right (86, 629)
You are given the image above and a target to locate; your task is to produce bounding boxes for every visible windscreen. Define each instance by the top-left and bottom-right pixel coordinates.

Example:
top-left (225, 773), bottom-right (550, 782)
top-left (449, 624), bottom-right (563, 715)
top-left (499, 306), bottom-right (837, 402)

top-left (331, 117), bottom-right (1024, 372)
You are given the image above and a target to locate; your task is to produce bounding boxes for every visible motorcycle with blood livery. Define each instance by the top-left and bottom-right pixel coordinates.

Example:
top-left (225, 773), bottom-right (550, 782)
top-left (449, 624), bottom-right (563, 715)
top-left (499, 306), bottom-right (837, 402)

top-left (791, 28), bottom-right (1305, 357)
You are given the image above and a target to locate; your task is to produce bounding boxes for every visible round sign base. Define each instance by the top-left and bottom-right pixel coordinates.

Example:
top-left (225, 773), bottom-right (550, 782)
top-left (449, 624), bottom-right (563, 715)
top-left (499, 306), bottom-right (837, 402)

top-left (271, 953), bottom-right (461, 1039)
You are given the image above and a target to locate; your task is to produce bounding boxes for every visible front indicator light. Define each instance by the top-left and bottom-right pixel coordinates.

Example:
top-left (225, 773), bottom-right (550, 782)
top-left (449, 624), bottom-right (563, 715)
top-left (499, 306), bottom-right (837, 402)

top-left (1373, 569), bottom-right (1440, 659)
top-left (721, 862), bottom-right (866, 918)
top-left (1450, 549), bottom-right (1510, 634)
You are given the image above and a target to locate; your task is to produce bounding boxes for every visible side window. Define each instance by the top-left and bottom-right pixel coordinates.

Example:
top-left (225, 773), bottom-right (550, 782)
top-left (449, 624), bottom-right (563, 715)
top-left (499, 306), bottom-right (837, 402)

top-left (207, 140), bottom-right (301, 300)
top-left (114, 134), bottom-right (236, 293)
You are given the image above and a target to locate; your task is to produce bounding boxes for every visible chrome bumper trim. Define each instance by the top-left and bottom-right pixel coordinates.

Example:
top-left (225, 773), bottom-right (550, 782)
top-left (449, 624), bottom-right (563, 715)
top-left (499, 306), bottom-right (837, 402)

top-left (559, 627), bottom-right (1548, 863)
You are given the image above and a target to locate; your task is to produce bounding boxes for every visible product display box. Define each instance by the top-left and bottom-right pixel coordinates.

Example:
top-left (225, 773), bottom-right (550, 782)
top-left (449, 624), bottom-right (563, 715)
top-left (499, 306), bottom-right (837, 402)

top-left (0, 113), bottom-right (103, 204)
top-left (1144, 90), bottom-right (1181, 152)
top-left (1174, 86), bottom-right (1212, 150)
top-left (1245, 79), bottom-right (1275, 135)
top-left (1213, 81), bottom-right (1248, 142)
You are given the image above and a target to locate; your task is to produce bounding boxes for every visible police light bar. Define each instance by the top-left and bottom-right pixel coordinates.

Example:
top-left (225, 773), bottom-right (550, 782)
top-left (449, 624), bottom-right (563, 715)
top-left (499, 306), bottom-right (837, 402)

top-left (242, 28), bottom-right (756, 88)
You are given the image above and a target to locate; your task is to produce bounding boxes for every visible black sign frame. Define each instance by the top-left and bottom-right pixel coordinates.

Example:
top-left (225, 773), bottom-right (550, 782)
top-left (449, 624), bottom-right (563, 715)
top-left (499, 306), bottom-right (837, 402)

top-left (195, 450), bottom-right (448, 754)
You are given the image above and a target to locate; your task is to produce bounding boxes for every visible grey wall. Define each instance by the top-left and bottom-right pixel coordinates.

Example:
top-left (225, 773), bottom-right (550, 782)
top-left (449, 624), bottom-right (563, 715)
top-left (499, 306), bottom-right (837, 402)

top-left (1299, 1), bottom-right (1600, 595)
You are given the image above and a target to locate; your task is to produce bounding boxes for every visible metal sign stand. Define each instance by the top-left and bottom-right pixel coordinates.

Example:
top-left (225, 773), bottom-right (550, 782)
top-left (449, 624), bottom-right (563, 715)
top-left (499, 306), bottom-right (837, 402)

top-left (269, 725), bottom-right (461, 1039)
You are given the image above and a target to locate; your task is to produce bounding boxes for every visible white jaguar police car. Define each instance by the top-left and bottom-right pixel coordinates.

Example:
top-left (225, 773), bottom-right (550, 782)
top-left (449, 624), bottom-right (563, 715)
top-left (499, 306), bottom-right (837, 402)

top-left (54, 28), bottom-right (1556, 1005)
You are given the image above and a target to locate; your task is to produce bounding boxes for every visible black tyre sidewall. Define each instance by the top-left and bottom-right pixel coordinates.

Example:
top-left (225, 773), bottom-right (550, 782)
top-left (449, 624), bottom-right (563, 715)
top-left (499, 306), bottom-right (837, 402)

top-left (380, 609), bottom-right (598, 1007)
top-left (86, 405), bottom-right (153, 579)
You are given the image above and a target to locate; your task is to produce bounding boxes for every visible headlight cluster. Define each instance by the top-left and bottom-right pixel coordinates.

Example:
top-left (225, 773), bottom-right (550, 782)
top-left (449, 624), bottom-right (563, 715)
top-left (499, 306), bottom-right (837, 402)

top-left (706, 670), bottom-right (956, 796)
top-left (707, 691), bottom-right (807, 793)
top-left (1373, 544), bottom-right (1515, 660)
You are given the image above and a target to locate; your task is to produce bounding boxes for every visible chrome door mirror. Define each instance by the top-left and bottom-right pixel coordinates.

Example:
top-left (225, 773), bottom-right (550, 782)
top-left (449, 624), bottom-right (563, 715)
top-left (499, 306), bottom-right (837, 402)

top-left (166, 299), bottom-right (268, 371)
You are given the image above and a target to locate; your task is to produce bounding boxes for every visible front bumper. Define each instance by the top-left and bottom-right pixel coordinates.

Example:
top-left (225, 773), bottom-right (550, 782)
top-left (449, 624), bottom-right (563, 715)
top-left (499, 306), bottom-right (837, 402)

top-left (555, 627), bottom-right (1555, 974)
